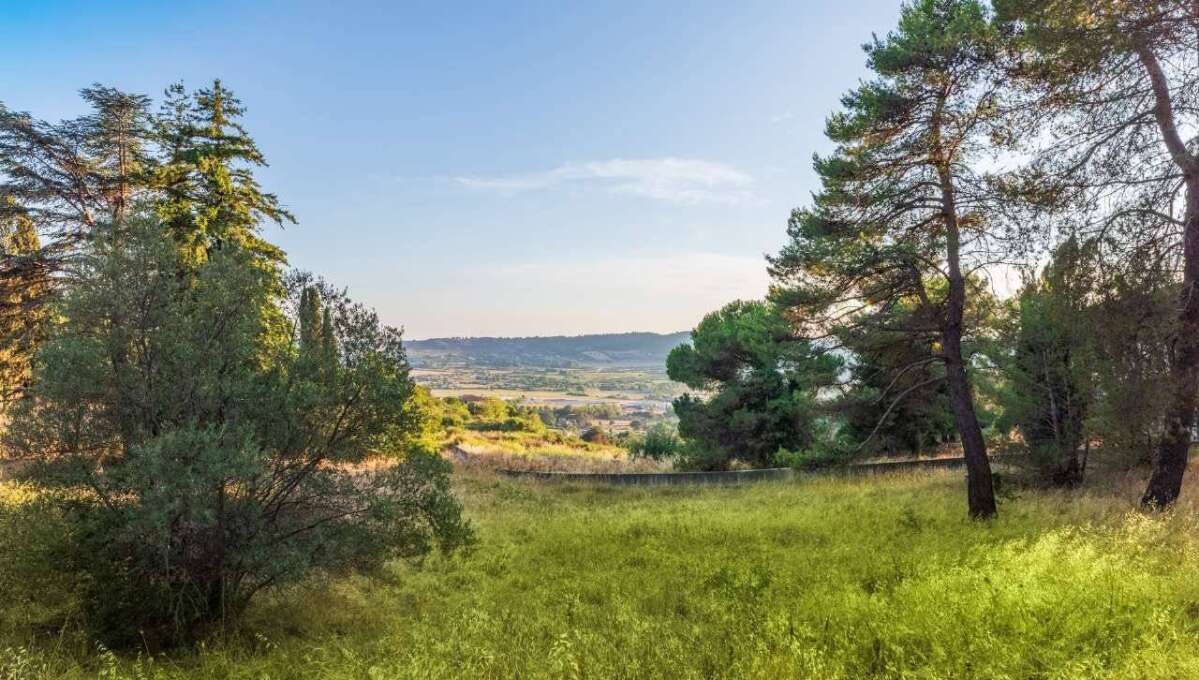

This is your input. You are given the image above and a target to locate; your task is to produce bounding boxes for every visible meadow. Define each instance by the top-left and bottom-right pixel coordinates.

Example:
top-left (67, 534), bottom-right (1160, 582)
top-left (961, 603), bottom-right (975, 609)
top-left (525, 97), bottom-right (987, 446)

top-left (5, 467), bottom-right (1199, 679)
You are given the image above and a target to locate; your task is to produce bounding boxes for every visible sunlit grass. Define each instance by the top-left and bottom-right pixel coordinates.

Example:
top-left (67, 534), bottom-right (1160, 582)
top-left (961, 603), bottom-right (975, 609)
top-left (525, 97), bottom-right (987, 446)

top-left (448, 429), bottom-right (666, 473)
top-left (5, 469), bottom-right (1199, 678)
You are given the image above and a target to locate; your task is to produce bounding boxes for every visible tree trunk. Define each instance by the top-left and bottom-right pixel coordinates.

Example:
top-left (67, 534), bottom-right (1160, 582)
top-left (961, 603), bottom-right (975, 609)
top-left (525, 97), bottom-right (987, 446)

top-left (1142, 188), bottom-right (1199, 508)
top-left (942, 313), bottom-right (998, 519)
top-left (932, 98), bottom-right (998, 518)
top-left (1135, 40), bottom-right (1199, 508)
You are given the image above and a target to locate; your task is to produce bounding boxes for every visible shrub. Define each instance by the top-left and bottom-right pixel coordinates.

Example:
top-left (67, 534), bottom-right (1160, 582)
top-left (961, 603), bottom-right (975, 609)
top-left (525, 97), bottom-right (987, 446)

top-left (626, 423), bottom-right (683, 460)
top-left (580, 426), bottom-right (610, 445)
top-left (2, 219), bottom-right (472, 647)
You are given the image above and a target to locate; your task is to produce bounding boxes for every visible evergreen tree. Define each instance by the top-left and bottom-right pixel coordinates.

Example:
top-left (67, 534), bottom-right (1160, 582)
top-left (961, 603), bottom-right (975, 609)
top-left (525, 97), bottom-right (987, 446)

top-left (838, 301), bottom-right (957, 458)
top-left (3, 217), bottom-right (469, 646)
top-left (1000, 238), bottom-right (1095, 486)
top-left (298, 284), bottom-right (324, 351)
top-left (153, 80), bottom-right (294, 270)
top-left (0, 198), bottom-right (48, 403)
top-left (667, 300), bottom-right (841, 470)
top-left (997, 0), bottom-right (1199, 508)
top-left (770, 0), bottom-right (1011, 517)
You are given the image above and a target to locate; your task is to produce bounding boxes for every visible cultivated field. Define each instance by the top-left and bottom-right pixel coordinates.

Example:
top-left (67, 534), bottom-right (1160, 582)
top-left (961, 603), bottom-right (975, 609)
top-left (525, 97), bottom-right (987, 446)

top-left (6, 467), bottom-right (1199, 678)
top-left (412, 366), bottom-right (685, 406)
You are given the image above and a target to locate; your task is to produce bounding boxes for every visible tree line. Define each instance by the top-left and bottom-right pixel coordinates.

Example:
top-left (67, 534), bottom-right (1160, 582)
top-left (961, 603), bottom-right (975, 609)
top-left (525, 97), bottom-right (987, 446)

top-left (669, 0), bottom-right (1199, 519)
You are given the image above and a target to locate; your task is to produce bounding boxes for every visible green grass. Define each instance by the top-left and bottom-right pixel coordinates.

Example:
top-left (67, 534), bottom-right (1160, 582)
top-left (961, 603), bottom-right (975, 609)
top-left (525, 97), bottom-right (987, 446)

top-left (6, 470), bottom-right (1199, 678)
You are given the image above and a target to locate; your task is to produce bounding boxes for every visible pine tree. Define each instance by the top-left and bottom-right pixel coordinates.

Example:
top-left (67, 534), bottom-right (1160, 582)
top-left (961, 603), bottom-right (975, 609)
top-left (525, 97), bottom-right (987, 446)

top-left (0, 87), bottom-right (151, 265)
top-left (770, 0), bottom-right (1011, 518)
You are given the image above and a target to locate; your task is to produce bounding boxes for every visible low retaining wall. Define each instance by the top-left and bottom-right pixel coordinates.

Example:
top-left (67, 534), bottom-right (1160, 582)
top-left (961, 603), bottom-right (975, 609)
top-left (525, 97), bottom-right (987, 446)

top-left (845, 454), bottom-right (1027, 476)
top-left (498, 467), bottom-right (796, 486)
top-left (499, 455), bottom-right (1027, 486)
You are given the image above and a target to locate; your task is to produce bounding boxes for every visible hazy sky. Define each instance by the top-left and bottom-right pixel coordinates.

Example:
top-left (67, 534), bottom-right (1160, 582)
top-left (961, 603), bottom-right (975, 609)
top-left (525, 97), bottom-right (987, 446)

top-left (1, 0), bottom-right (905, 339)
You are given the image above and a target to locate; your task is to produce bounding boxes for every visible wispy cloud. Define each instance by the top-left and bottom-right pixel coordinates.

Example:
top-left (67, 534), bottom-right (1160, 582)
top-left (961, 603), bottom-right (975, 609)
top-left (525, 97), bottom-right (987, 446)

top-left (452, 157), bottom-right (755, 204)
top-left (769, 111), bottom-right (795, 124)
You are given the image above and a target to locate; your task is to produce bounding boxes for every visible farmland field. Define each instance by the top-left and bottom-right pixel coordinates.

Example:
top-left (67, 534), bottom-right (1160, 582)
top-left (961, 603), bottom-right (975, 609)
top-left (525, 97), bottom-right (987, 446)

top-left (411, 366), bottom-right (685, 406)
top-left (7, 467), bottom-right (1199, 679)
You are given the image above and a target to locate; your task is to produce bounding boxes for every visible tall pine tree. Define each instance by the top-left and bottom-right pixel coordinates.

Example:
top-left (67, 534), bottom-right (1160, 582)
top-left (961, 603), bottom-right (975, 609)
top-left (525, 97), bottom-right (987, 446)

top-left (770, 0), bottom-right (1011, 518)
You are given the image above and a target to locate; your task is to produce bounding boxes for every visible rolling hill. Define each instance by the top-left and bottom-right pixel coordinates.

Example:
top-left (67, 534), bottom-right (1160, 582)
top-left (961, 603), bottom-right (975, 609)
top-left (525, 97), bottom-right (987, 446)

top-left (407, 331), bottom-right (691, 368)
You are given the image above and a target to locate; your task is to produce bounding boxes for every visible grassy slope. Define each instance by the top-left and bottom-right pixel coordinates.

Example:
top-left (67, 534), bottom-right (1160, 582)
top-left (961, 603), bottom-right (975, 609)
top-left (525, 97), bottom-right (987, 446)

top-left (7, 470), bottom-right (1199, 679)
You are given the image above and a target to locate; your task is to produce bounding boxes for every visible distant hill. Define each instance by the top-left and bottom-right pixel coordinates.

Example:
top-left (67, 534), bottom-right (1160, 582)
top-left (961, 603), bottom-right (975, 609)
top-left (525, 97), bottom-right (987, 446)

top-left (407, 331), bottom-right (691, 368)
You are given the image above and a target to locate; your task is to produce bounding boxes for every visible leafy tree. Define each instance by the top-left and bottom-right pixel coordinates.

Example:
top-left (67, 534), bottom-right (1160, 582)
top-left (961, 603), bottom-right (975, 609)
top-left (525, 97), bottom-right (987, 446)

top-left (770, 0), bottom-right (1012, 517)
top-left (667, 300), bottom-right (840, 471)
top-left (1085, 248), bottom-right (1176, 465)
top-left (997, 0), bottom-right (1199, 507)
top-left (470, 397), bottom-right (511, 422)
top-left (0, 87), bottom-right (152, 263)
top-left (0, 82), bottom-right (293, 355)
top-left (3, 217), bottom-right (470, 646)
top-left (436, 397), bottom-right (472, 429)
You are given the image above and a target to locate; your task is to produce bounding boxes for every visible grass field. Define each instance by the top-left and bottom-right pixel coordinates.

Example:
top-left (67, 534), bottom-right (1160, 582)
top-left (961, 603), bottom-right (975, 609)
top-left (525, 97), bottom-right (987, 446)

top-left (5, 468), bottom-right (1199, 679)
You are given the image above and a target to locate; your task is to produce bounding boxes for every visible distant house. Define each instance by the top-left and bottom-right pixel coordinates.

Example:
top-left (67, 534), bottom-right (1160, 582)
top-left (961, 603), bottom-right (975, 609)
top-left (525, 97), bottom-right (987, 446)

top-left (457, 394), bottom-right (487, 404)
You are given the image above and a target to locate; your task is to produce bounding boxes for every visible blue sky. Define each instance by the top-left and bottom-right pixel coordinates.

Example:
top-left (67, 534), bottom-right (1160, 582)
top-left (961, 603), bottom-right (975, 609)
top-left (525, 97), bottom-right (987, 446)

top-left (1, 0), bottom-right (904, 339)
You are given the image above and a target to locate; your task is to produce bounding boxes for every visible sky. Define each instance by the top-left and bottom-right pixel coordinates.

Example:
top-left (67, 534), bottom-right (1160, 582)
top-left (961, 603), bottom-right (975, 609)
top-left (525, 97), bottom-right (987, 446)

top-left (1, 0), bottom-right (906, 339)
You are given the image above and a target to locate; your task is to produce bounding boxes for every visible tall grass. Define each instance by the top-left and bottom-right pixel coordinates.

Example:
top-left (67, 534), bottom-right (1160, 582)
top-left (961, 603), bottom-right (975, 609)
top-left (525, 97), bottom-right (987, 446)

top-left (5, 469), bottom-right (1199, 678)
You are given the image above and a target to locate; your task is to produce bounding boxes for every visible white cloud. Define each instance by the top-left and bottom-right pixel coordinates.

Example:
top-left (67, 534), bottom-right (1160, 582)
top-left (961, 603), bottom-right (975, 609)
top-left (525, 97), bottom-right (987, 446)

top-left (452, 157), bottom-right (755, 205)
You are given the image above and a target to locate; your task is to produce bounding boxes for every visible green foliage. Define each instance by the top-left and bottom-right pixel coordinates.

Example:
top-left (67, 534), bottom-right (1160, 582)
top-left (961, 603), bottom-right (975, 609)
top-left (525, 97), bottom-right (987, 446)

top-left (625, 422), bottom-right (683, 461)
top-left (434, 397), bottom-right (472, 429)
top-left (667, 300), bottom-right (840, 470)
top-left (153, 81), bottom-right (294, 269)
top-left (997, 239), bottom-right (1094, 485)
top-left (2, 218), bottom-right (470, 647)
top-left (469, 397), bottom-right (511, 422)
top-left (770, 0), bottom-right (1010, 517)
top-left (836, 302), bottom-right (956, 457)
top-left (0, 200), bottom-right (48, 403)
top-left (994, 236), bottom-right (1175, 474)
top-left (462, 398), bottom-right (546, 434)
